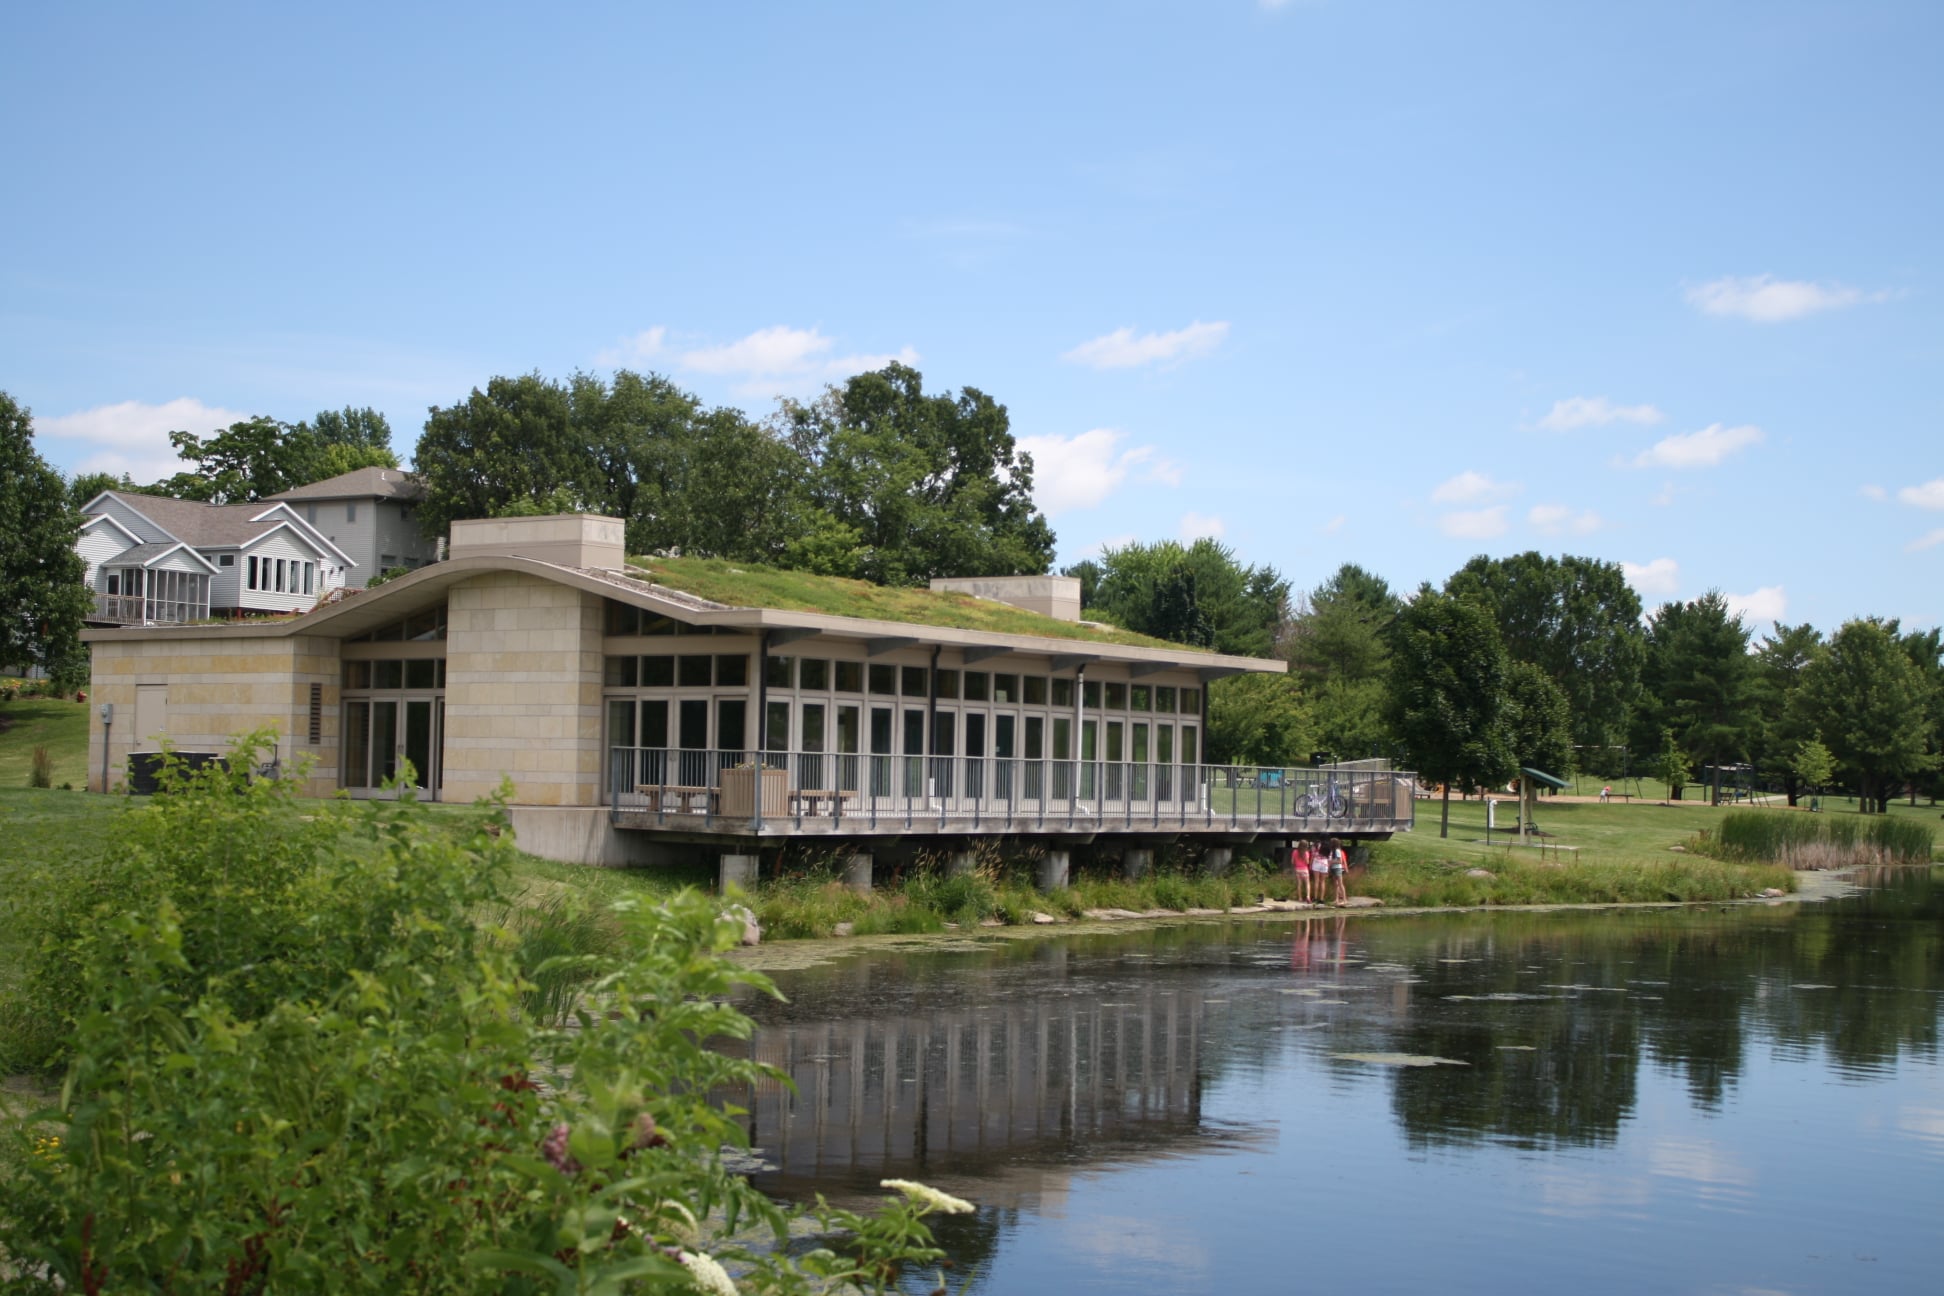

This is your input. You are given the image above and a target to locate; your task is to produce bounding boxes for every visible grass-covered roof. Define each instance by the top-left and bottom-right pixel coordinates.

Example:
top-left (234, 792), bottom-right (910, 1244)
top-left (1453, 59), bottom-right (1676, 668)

top-left (622, 556), bottom-right (1203, 651)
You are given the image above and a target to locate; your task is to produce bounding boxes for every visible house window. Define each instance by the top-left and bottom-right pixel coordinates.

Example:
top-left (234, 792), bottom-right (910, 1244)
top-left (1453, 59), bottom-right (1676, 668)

top-left (219, 554), bottom-right (235, 567)
top-left (304, 562), bottom-right (314, 595)
top-left (306, 504), bottom-right (317, 523)
top-left (247, 556), bottom-right (258, 590)
top-left (381, 554), bottom-right (397, 570)
top-left (347, 502), bottom-right (358, 522)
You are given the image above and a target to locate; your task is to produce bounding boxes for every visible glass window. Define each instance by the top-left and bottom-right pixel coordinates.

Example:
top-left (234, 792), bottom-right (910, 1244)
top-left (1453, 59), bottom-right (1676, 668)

top-left (765, 700), bottom-right (790, 752)
top-left (1182, 688), bottom-right (1200, 713)
top-left (1105, 682), bottom-right (1128, 710)
top-left (868, 663), bottom-right (895, 694)
top-left (346, 502), bottom-right (357, 522)
top-left (605, 601), bottom-right (641, 635)
top-left (641, 655), bottom-right (675, 687)
top-left (1182, 725), bottom-right (1198, 765)
top-left (835, 660), bottom-right (863, 693)
top-left (405, 659), bottom-right (437, 690)
top-left (1024, 676), bottom-right (1047, 706)
top-left (1131, 685), bottom-right (1152, 712)
top-left (766, 655), bottom-right (794, 688)
top-left (993, 673), bottom-right (1018, 704)
top-left (343, 660), bottom-right (371, 690)
top-left (1083, 679), bottom-right (1101, 709)
top-left (641, 615), bottom-right (682, 636)
top-left (715, 654), bottom-right (749, 688)
top-left (901, 665), bottom-right (928, 697)
top-left (373, 660), bottom-right (403, 690)
top-left (604, 656), bottom-right (638, 687)
top-left (678, 655), bottom-right (712, 688)
top-left (640, 699), bottom-right (668, 747)
top-left (934, 669), bottom-right (959, 700)
top-left (963, 671), bottom-right (989, 702)
top-left (799, 658), bottom-right (829, 691)
top-left (1051, 678), bottom-right (1073, 707)
top-left (435, 660), bottom-right (446, 688)
top-left (608, 699), bottom-right (637, 750)
top-left (1157, 685), bottom-right (1177, 713)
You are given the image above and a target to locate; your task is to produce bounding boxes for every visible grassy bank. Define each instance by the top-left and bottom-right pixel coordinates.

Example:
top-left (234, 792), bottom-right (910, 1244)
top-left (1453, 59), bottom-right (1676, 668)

top-left (0, 697), bottom-right (90, 789)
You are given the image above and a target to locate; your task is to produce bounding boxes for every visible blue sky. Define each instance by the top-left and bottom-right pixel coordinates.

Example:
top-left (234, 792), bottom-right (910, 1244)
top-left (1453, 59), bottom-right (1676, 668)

top-left (5, 1), bottom-right (1940, 634)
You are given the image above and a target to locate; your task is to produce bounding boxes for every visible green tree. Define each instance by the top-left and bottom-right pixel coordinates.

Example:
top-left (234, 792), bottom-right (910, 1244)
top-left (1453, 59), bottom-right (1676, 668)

top-left (1898, 625), bottom-right (1944, 803)
top-left (0, 393), bottom-right (90, 687)
top-left (155, 409), bottom-right (397, 503)
top-left (1205, 672), bottom-right (1312, 767)
top-left (1285, 563), bottom-right (1401, 761)
top-left (66, 469), bottom-right (138, 510)
top-left (1791, 735), bottom-right (1836, 797)
top-left (1749, 622), bottom-right (1824, 805)
top-left (777, 363), bottom-right (1056, 585)
top-left (1385, 585), bottom-right (1515, 837)
top-left (1086, 538), bottom-right (1288, 657)
top-left (1504, 659), bottom-right (1574, 777)
top-left (1797, 618), bottom-right (1933, 812)
top-left (1651, 726), bottom-right (1689, 800)
top-left (1635, 592), bottom-right (1757, 803)
top-left (1445, 552), bottom-right (1645, 751)
top-left (415, 374), bottom-right (599, 538)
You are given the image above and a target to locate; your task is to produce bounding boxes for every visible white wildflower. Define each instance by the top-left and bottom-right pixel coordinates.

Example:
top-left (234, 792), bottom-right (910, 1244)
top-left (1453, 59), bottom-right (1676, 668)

top-left (880, 1178), bottom-right (976, 1215)
top-left (679, 1248), bottom-right (739, 1296)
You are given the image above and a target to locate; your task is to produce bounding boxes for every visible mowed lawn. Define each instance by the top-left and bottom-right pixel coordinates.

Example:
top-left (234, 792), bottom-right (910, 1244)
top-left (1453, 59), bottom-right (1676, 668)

top-left (0, 697), bottom-right (92, 790)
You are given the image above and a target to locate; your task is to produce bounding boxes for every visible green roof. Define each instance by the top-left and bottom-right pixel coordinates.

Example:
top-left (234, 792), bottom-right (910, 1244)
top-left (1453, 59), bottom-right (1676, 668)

top-left (621, 556), bottom-right (1204, 652)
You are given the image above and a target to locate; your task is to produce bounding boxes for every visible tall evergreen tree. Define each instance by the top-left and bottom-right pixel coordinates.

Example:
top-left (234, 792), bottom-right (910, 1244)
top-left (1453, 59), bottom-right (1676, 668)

top-left (1635, 592), bottom-right (1757, 803)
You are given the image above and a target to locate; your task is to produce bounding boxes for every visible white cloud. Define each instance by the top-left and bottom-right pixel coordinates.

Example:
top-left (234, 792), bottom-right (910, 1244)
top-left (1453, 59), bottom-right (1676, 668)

top-left (1622, 558), bottom-right (1680, 596)
top-left (1907, 529), bottom-right (1944, 553)
top-left (1685, 274), bottom-right (1890, 323)
top-left (1062, 320), bottom-right (1229, 370)
top-left (1528, 504), bottom-right (1602, 536)
top-left (596, 325), bottom-right (667, 367)
top-left (1431, 470), bottom-right (1519, 505)
top-left (1630, 423), bottom-right (1763, 469)
top-left (1536, 396), bottom-right (1665, 432)
top-left (1860, 484), bottom-right (1888, 502)
top-left (1897, 478), bottom-right (1944, 510)
top-left (1727, 585), bottom-right (1787, 625)
top-left (662, 325), bottom-right (918, 397)
top-left (1651, 481), bottom-right (1678, 508)
top-left (1179, 511), bottom-right (1226, 540)
top-left (1015, 428), bottom-right (1180, 515)
top-left (1438, 507), bottom-right (1509, 540)
top-left (36, 396), bottom-right (252, 483)
top-left (1321, 514), bottom-right (1346, 534)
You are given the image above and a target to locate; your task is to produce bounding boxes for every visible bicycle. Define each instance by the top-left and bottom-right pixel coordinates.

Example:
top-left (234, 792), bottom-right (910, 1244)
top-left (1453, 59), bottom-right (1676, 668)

top-left (1299, 779), bottom-right (1346, 818)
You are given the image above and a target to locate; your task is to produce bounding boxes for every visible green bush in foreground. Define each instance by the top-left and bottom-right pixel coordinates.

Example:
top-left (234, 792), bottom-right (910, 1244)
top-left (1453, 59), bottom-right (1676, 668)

top-left (0, 738), bottom-right (967, 1293)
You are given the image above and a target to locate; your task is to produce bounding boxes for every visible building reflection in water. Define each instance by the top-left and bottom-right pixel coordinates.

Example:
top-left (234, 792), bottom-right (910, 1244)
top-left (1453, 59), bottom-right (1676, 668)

top-left (730, 977), bottom-right (1271, 1209)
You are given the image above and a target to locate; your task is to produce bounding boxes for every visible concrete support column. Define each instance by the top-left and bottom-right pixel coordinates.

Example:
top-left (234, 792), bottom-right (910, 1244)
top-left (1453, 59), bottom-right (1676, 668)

top-left (844, 852), bottom-right (874, 893)
top-left (1202, 846), bottom-right (1233, 877)
top-left (1122, 848), bottom-right (1153, 881)
top-left (947, 850), bottom-right (979, 878)
top-left (1036, 849), bottom-right (1071, 892)
top-left (719, 853), bottom-right (759, 891)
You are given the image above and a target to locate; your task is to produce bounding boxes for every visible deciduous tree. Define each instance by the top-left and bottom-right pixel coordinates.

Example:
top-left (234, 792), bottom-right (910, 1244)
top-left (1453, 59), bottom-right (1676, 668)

top-left (0, 393), bottom-right (90, 687)
top-left (1797, 618), bottom-right (1932, 812)
top-left (1085, 538), bottom-right (1288, 657)
top-left (1385, 586), bottom-right (1515, 837)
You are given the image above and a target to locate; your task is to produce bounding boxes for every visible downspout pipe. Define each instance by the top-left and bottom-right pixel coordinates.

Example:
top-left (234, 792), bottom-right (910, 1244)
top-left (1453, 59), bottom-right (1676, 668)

top-left (756, 628), bottom-right (772, 758)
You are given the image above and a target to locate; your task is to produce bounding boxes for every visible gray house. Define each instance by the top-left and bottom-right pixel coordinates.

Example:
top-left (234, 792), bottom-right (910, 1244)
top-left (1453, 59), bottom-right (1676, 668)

top-left (267, 467), bottom-right (439, 588)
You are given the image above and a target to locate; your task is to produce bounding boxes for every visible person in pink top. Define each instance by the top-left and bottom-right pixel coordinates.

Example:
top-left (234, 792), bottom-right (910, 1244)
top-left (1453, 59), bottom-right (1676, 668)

top-left (1309, 839), bottom-right (1332, 901)
top-left (1291, 840), bottom-right (1313, 902)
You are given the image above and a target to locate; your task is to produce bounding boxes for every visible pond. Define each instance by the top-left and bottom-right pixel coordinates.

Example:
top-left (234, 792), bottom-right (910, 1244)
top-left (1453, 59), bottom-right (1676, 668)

top-left (730, 869), bottom-right (1943, 1294)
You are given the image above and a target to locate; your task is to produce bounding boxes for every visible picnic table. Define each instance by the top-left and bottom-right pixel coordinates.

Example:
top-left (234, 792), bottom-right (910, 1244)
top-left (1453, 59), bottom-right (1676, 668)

top-left (790, 788), bottom-right (858, 817)
top-left (636, 784), bottom-right (718, 815)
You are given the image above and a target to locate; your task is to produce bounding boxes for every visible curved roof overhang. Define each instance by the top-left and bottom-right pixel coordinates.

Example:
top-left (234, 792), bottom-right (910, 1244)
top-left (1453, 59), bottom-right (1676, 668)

top-left (81, 555), bottom-right (1285, 677)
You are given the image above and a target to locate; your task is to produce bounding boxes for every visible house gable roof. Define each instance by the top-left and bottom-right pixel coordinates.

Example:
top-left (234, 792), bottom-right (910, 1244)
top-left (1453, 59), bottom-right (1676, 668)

top-left (78, 492), bottom-right (356, 568)
top-left (80, 512), bottom-right (144, 549)
top-left (107, 541), bottom-right (222, 574)
top-left (266, 466), bottom-right (423, 502)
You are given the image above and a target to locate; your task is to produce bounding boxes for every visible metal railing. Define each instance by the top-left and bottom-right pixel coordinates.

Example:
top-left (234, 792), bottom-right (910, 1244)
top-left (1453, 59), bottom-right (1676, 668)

top-left (93, 592), bottom-right (209, 625)
top-left (608, 747), bottom-right (1417, 835)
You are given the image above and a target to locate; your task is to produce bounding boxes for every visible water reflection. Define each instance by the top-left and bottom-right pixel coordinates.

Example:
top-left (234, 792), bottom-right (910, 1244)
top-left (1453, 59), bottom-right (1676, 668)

top-left (732, 870), bottom-right (1944, 1293)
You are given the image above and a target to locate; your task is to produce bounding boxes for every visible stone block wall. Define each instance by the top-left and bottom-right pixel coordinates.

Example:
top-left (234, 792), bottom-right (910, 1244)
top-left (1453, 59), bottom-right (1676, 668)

top-left (442, 571), bottom-right (604, 806)
top-left (86, 634), bottom-right (341, 796)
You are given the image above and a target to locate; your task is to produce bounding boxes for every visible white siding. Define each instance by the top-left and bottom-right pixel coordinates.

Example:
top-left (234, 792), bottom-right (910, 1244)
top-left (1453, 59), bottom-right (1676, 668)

top-left (87, 495), bottom-right (172, 544)
top-left (237, 530), bottom-right (331, 614)
top-left (77, 523), bottom-right (136, 588)
top-left (207, 551), bottom-right (243, 609)
top-left (303, 497), bottom-right (435, 588)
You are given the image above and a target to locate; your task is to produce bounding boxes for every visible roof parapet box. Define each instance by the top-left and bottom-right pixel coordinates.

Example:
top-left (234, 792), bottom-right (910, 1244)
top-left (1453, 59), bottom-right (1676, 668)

top-left (447, 513), bottom-right (625, 570)
top-left (929, 574), bottom-right (1082, 623)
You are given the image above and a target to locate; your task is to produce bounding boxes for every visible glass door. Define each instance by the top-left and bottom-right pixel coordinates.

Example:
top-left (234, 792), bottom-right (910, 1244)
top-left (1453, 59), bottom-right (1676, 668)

top-left (869, 706), bottom-right (893, 797)
top-left (963, 712), bottom-right (986, 800)
top-left (404, 698), bottom-right (437, 794)
top-left (678, 698), bottom-right (709, 787)
top-left (836, 704), bottom-right (861, 792)
top-left (994, 713), bottom-right (1016, 801)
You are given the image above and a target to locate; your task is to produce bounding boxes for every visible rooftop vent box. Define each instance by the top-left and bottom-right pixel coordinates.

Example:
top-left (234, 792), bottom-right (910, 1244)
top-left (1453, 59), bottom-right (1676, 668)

top-left (929, 574), bottom-right (1081, 622)
top-left (447, 513), bottom-right (625, 570)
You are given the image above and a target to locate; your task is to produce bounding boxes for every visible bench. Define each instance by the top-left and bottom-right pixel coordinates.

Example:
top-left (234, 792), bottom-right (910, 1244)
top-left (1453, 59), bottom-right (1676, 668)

top-left (636, 784), bottom-right (718, 815)
top-left (790, 788), bottom-right (858, 817)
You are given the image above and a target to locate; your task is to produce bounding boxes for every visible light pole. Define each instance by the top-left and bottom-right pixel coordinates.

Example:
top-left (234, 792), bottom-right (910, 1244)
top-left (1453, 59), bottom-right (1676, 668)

top-left (98, 702), bottom-right (113, 793)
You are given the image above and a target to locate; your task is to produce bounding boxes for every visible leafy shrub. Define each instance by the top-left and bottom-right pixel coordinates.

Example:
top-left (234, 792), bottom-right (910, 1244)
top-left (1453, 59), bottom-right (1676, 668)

top-left (0, 735), bottom-right (965, 1290)
top-left (27, 744), bottom-right (52, 789)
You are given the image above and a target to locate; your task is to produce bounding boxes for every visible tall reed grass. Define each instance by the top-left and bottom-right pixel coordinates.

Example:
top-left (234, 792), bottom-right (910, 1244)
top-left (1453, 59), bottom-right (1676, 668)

top-left (1712, 810), bottom-right (1935, 869)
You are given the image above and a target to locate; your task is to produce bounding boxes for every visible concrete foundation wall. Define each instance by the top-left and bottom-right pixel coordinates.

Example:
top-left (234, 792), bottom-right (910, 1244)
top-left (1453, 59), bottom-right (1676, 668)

top-left (506, 805), bottom-right (690, 868)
